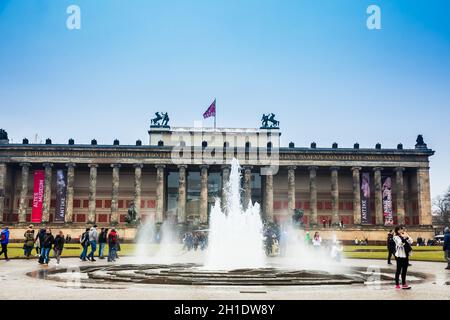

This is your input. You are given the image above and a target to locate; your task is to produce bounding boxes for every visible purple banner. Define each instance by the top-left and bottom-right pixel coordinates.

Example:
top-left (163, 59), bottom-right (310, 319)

top-left (360, 172), bottom-right (371, 224)
top-left (54, 169), bottom-right (67, 222)
top-left (382, 176), bottom-right (394, 226)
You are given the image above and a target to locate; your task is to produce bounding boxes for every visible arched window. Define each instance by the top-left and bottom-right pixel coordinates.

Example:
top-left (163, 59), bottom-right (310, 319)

top-left (267, 141), bottom-right (272, 149)
top-left (223, 142), bottom-right (229, 148)
top-left (202, 141), bottom-right (208, 148)
top-left (158, 140), bottom-right (164, 146)
top-left (245, 142), bottom-right (251, 148)
top-left (180, 140), bottom-right (186, 147)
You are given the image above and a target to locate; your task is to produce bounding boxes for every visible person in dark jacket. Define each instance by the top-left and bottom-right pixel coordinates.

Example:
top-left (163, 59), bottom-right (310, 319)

top-left (35, 228), bottom-right (46, 256)
top-left (39, 228), bottom-right (55, 265)
top-left (53, 231), bottom-right (65, 265)
top-left (443, 227), bottom-right (450, 270)
top-left (24, 225), bottom-right (35, 258)
top-left (98, 228), bottom-right (108, 259)
top-left (387, 230), bottom-right (396, 265)
top-left (79, 228), bottom-right (90, 261)
top-left (0, 226), bottom-right (10, 261)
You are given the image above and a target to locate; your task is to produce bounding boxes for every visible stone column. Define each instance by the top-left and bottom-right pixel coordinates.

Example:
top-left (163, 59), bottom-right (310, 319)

top-left (404, 173), bottom-right (412, 224)
top-left (199, 165), bottom-right (209, 224)
top-left (264, 169), bottom-right (274, 223)
top-left (177, 165), bottom-right (187, 223)
top-left (221, 165), bottom-right (231, 207)
top-left (351, 167), bottom-right (362, 225)
top-left (395, 167), bottom-right (406, 225)
top-left (0, 163), bottom-right (6, 223)
top-left (42, 163), bottom-right (53, 223)
top-left (373, 167), bottom-right (383, 225)
top-left (65, 163), bottom-right (76, 223)
top-left (110, 164), bottom-right (121, 224)
top-left (308, 166), bottom-right (318, 226)
top-left (287, 166), bottom-right (296, 213)
top-left (330, 166), bottom-right (339, 225)
top-left (155, 165), bottom-right (165, 223)
top-left (243, 166), bottom-right (253, 209)
top-left (134, 164), bottom-right (143, 220)
top-left (18, 163), bottom-right (30, 223)
top-left (417, 167), bottom-right (432, 226)
top-left (88, 164), bottom-right (98, 223)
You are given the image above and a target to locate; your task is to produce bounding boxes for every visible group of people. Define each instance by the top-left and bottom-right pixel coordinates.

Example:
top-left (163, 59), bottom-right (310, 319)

top-left (0, 225), bottom-right (66, 265)
top-left (354, 237), bottom-right (369, 246)
top-left (182, 231), bottom-right (207, 251)
top-left (416, 236), bottom-right (438, 246)
top-left (320, 219), bottom-right (346, 229)
top-left (309, 231), bottom-right (343, 261)
top-left (0, 225), bottom-right (121, 265)
top-left (79, 225), bottom-right (120, 262)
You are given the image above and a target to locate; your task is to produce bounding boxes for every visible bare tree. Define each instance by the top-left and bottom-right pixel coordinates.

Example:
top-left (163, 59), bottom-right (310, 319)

top-left (433, 186), bottom-right (450, 226)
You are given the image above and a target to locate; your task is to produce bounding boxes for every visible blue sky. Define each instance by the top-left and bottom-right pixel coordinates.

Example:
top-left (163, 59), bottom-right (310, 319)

top-left (0, 0), bottom-right (449, 198)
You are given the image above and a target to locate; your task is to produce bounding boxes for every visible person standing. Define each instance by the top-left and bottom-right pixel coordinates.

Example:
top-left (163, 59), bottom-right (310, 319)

top-left (39, 228), bottom-right (55, 265)
top-left (87, 225), bottom-right (98, 262)
top-left (387, 230), bottom-right (396, 265)
top-left (79, 228), bottom-right (90, 261)
top-left (0, 226), bottom-right (10, 261)
top-left (393, 226), bottom-right (413, 289)
top-left (312, 232), bottom-right (322, 248)
top-left (24, 225), bottom-right (35, 258)
top-left (443, 227), bottom-right (450, 270)
top-left (107, 228), bottom-right (118, 262)
top-left (305, 231), bottom-right (311, 245)
top-left (322, 219), bottom-right (326, 228)
top-left (98, 228), bottom-right (108, 259)
top-left (35, 228), bottom-right (46, 256)
top-left (53, 231), bottom-right (65, 265)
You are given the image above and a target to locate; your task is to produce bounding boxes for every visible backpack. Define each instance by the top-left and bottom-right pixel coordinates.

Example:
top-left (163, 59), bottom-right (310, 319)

top-left (109, 233), bottom-right (117, 245)
top-left (404, 240), bottom-right (412, 256)
top-left (80, 232), bottom-right (89, 246)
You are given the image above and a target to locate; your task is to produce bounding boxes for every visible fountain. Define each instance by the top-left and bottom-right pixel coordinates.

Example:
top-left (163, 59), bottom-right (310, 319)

top-left (205, 158), bottom-right (265, 269)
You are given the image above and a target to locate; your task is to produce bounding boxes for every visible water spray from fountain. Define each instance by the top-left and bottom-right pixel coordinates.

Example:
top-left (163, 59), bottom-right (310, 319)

top-left (204, 158), bottom-right (266, 270)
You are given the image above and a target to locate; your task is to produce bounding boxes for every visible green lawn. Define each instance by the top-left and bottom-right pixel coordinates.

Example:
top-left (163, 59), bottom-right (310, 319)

top-left (343, 245), bottom-right (446, 262)
top-left (3, 243), bottom-right (140, 259)
top-left (2, 243), bottom-right (446, 263)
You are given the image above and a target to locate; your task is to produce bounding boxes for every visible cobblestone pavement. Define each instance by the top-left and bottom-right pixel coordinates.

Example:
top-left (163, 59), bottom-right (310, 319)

top-left (0, 253), bottom-right (448, 300)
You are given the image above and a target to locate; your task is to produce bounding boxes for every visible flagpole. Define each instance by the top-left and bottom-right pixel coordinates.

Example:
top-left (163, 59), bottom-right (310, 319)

top-left (214, 98), bottom-right (216, 130)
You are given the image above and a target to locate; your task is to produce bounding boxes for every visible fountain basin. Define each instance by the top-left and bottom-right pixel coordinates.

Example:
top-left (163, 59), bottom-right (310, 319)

top-left (27, 263), bottom-right (428, 287)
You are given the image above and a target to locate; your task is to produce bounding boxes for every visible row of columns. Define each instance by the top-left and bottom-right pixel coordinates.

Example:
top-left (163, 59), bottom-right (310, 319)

top-left (287, 166), bottom-right (429, 227)
top-left (0, 162), bottom-right (432, 227)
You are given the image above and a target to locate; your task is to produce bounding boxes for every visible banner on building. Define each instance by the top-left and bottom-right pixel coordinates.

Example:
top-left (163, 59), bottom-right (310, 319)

top-left (382, 176), bottom-right (394, 226)
top-left (360, 172), bottom-right (371, 224)
top-left (31, 170), bottom-right (45, 223)
top-left (54, 169), bottom-right (67, 222)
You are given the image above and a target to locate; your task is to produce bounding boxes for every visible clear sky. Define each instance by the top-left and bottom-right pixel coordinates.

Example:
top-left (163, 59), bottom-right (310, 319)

top-left (1, 0), bottom-right (449, 199)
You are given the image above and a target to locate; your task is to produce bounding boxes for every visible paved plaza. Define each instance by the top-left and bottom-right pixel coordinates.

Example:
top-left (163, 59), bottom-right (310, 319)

top-left (0, 253), bottom-right (448, 300)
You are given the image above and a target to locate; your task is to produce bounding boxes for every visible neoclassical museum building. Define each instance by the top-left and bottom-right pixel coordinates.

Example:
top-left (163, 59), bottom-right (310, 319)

top-left (0, 117), bottom-right (435, 241)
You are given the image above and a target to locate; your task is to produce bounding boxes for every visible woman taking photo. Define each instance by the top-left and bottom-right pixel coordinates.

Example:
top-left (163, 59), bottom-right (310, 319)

top-left (393, 226), bottom-right (413, 289)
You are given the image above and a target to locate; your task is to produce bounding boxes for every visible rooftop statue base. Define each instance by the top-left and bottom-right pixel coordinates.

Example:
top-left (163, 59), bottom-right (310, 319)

top-left (150, 125), bottom-right (170, 129)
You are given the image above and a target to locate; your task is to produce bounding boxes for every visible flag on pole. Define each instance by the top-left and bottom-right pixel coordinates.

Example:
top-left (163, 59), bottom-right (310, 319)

top-left (203, 99), bottom-right (216, 119)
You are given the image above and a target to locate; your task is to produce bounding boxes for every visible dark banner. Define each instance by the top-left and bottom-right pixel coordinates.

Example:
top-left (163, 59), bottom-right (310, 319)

top-left (55, 169), bottom-right (67, 222)
top-left (382, 176), bottom-right (394, 226)
top-left (360, 172), bottom-right (371, 224)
